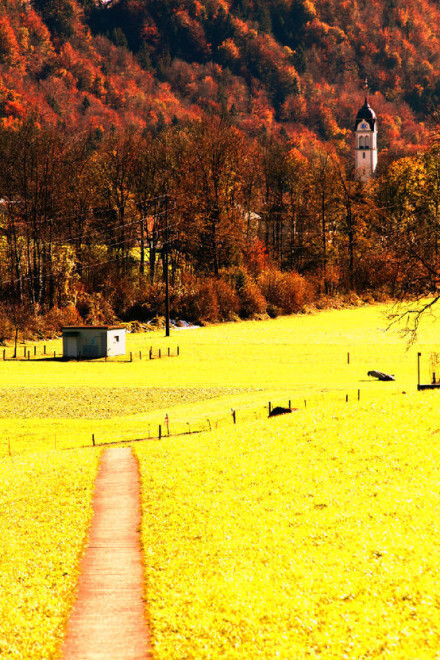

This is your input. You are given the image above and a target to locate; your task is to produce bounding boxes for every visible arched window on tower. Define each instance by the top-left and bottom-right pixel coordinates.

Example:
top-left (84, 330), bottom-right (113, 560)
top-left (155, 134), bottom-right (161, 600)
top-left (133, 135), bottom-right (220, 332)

top-left (365, 136), bottom-right (370, 149)
top-left (359, 136), bottom-right (364, 149)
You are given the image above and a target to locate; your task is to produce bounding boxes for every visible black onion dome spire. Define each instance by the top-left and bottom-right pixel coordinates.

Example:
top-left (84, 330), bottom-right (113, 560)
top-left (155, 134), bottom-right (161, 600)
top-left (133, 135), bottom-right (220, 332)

top-left (354, 78), bottom-right (376, 131)
top-left (355, 97), bottom-right (376, 131)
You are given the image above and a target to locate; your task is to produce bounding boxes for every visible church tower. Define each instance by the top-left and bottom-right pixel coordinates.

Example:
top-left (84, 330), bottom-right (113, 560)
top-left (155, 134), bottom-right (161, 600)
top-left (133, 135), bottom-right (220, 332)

top-left (354, 82), bottom-right (377, 182)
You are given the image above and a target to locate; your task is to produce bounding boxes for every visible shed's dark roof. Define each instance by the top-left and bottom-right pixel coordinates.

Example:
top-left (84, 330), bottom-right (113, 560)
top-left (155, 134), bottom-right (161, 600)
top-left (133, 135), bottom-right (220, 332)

top-left (62, 326), bottom-right (125, 331)
top-left (355, 98), bottom-right (376, 131)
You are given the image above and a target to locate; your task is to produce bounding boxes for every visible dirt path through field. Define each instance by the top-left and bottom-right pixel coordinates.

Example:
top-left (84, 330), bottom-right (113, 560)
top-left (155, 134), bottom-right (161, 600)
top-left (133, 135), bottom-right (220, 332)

top-left (61, 446), bottom-right (152, 660)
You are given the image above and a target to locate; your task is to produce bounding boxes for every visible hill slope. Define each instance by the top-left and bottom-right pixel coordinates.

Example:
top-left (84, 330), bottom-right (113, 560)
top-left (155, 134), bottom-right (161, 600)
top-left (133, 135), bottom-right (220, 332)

top-left (0, 0), bottom-right (438, 153)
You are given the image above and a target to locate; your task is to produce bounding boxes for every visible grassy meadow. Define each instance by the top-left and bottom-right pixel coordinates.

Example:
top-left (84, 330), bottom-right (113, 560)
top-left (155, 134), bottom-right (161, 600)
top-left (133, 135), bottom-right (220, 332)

top-left (0, 302), bottom-right (439, 455)
top-left (2, 303), bottom-right (440, 657)
top-left (0, 449), bottom-right (99, 659)
top-left (137, 398), bottom-right (440, 658)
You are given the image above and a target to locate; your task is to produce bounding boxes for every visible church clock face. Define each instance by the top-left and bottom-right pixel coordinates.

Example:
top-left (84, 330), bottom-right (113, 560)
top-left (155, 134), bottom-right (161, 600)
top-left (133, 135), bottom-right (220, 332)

top-left (360, 122), bottom-right (368, 129)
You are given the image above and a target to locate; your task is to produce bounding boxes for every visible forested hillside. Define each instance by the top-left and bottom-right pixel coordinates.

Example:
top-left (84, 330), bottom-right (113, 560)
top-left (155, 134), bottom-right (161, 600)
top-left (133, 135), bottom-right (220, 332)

top-left (0, 0), bottom-right (439, 337)
top-left (0, 0), bottom-right (439, 149)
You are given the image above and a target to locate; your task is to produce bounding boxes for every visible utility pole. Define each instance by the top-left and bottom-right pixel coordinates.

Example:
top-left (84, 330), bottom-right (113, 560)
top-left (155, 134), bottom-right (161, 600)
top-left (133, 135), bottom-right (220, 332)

top-left (164, 194), bottom-right (170, 337)
top-left (140, 207), bottom-right (145, 275)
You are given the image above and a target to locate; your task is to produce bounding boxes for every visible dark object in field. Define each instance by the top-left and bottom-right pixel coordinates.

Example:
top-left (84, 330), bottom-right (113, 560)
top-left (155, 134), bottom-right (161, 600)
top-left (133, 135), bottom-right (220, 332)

top-left (269, 406), bottom-right (296, 417)
top-left (367, 370), bottom-right (395, 381)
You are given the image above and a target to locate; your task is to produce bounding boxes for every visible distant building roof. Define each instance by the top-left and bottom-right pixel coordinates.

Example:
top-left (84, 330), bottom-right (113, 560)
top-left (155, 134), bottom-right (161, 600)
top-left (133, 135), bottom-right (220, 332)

top-left (355, 98), bottom-right (376, 131)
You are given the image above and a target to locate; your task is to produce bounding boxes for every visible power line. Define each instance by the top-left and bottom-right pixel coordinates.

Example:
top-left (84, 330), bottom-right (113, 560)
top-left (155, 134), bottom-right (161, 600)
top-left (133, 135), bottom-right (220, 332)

top-left (0, 209), bottom-right (183, 253)
top-left (0, 217), bottom-right (186, 289)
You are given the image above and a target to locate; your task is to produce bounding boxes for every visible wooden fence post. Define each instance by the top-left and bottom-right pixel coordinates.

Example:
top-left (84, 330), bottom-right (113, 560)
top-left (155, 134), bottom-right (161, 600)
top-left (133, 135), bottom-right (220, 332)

top-left (130, 352), bottom-right (133, 362)
top-left (347, 352), bottom-right (350, 364)
top-left (358, 389), bottom-right (360, 401)
top-left (159, 348), bottom-right (161, 359)
top-left (92, 434), bottom-right (95, 446)
top-left (34, 346), bottom-right (36, 356)
top-left (44, 345), bottom-right (46, 355)
top-left (139, 351), bottom-right (142, 360)
top-left (149, 348), bottom-right (153, 360)
top-left (3, 349), bottom-right (5, 360)
top-left (159, 425), bottom-right (162, 439)
top-left (269, 402), bottom-right (272, 414)
top-left (168, 347), bottom-right (170, 357)
top-left (177, 346), bottom-right (180, 356)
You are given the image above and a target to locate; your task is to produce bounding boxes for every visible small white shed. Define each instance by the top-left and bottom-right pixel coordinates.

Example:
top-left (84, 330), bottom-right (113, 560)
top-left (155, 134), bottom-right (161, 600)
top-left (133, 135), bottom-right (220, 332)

top-left (62, 326), bottom-right (126, 359)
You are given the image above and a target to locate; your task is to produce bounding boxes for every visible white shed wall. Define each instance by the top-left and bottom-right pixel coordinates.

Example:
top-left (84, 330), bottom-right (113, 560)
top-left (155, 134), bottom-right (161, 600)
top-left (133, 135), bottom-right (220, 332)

top-left (106, 329), bottom-right (126, 356)
top-left (62, 328), bottom-right (126, 359)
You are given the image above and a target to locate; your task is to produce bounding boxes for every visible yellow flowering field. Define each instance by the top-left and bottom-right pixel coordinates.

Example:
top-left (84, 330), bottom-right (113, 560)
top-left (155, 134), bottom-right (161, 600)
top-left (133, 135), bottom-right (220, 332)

top-left (0, 449), bottom-right (99, 659)
top-left (137, 391), bottom-right (440, 658)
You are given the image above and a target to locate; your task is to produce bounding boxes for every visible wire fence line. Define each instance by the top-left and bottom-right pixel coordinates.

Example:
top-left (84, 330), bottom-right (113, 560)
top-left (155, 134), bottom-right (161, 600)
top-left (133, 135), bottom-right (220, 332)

top-left (0, 386), bottom-right (404, 458)
top-left (0, 345), bottom-right (180, 362)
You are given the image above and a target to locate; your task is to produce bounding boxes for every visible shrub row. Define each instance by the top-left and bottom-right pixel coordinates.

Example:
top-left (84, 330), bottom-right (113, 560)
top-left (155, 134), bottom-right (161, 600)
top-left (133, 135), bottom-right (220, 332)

top-left (122, 268), bottom-right (316, 325)
top-left (0, 266), bottom-right (388, 342)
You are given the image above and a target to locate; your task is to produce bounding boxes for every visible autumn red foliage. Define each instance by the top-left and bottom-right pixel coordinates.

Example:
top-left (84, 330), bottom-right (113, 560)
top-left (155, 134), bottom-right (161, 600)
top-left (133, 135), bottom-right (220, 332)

top-left (0, 0), bottom-right (437, 334)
